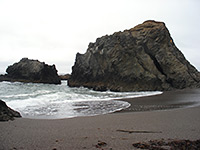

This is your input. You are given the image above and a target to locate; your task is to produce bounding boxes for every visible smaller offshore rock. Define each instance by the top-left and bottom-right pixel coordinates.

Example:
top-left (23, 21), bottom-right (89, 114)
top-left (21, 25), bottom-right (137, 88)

top-left (1, 58), bottom-right (61, 84)
top-left (0, 100), bottom-right (21, 121)
top-left (59, 74), bottom-right (71, 80)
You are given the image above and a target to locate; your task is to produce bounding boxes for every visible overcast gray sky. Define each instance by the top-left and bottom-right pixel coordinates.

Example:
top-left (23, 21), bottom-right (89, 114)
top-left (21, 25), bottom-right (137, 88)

top-left (0, 0), bottom-right (200, 74)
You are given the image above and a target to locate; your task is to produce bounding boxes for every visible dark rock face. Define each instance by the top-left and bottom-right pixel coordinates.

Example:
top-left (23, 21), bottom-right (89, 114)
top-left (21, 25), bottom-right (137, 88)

top-left (0, 100), bottom-right (21, 121)
top-left (68, 20), bottom-right (200, 91)
top-left (0, 58), bottom-right (61, 84)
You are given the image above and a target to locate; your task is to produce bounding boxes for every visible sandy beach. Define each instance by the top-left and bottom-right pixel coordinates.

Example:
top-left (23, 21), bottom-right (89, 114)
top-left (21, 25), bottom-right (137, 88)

top-left (0, 89), bottom-right (200, 150)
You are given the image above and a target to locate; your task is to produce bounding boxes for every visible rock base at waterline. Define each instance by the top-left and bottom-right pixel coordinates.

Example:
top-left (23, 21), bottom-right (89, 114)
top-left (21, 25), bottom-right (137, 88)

top-left (0, 100), bottom-right (21, 121)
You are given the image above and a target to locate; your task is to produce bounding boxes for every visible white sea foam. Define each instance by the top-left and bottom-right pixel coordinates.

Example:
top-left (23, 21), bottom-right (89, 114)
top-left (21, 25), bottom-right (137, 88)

top-left (0, 81), bottom-right (162, 119)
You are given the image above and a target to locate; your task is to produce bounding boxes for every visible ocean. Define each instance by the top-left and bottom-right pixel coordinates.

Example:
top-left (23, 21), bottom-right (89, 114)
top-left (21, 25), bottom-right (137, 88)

top-left (0, 81), bottom-right (162, 119)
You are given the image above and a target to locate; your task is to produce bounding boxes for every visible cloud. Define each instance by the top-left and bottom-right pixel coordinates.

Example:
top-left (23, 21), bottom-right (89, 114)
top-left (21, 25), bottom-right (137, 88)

top-left (0, 0), bottom-right (200, 73)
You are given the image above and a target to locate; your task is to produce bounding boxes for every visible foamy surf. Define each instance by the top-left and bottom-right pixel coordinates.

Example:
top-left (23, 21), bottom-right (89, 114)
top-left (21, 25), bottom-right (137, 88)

top-left (0, 81), bottom-right (162, 119)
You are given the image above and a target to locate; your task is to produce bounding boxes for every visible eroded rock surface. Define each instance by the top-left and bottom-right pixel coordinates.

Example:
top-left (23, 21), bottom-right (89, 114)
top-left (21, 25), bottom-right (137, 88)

top-left (68, 20), bottom-right (200, 91)
top-left (0, 58), bottom-right (61, 84)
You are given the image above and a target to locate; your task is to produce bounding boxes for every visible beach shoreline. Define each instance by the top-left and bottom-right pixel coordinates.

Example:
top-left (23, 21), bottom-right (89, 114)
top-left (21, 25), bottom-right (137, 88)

top-left (0, 89), bottom-right (200, 150)
top-left (117, 88), bottom-right (200, 113)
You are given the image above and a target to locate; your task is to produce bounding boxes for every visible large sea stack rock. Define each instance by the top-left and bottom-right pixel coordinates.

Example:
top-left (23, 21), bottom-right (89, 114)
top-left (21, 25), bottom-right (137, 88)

top-left (2, 58), bottom-right (61, 84)
top-left (68, 20), bottom-right (200, 91)
top-left (0, 100), bottom-right (21, 121)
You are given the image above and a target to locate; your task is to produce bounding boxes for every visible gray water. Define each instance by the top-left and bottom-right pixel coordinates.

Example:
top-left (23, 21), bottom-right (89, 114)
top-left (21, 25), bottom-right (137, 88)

top-left (0, 81), bottom-right (162, 119)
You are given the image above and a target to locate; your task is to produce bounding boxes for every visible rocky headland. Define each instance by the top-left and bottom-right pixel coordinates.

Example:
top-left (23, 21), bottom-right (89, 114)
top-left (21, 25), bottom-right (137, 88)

top-left (0, 58), bottom-right (61, 84)
top-left (0, 100), bottom-right (21, 121)
top-left (68, 20), bottom-right (200, 91)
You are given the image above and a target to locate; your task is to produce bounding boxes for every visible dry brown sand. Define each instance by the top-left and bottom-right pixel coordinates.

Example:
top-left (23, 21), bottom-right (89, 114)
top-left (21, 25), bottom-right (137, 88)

top-left (0, 89), bottom-right (200, 150)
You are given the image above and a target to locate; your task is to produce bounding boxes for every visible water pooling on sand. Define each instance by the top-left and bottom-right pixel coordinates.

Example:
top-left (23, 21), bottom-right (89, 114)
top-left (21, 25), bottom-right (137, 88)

top-left (0, 81), bottom-right (162, 119)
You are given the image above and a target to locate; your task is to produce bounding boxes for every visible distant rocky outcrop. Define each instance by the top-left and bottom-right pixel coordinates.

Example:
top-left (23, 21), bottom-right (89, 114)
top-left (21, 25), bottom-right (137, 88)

top-left (0, 58), bottom-right (61, 84)
top-left (68, 20), bottom-right (200, 91)
top-left (59, 74), bottom-right (71, 80)
top-left (0, 100), bottom-right (21, 121)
